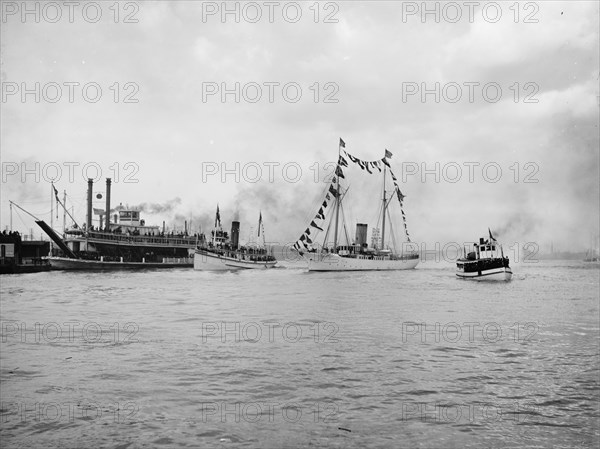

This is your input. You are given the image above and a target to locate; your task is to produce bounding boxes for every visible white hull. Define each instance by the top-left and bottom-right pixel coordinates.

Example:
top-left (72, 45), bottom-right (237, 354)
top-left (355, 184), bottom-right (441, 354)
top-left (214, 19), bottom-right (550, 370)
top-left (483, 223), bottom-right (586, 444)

top-left (194, 250), bottom-right (277, 271)
top-left (456, 267), bottom-right (512, 281)
top-left (302, 253), bottom-right (419, 271)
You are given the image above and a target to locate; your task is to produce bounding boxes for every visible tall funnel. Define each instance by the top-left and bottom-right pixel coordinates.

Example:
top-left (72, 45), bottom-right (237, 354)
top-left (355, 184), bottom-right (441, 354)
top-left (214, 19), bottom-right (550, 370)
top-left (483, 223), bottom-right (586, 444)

top-left (356, 223), bottom-right (368, 247)
top-left (86, 178), bottom-right (93, 229)
top-left (231, 221), bottom-right (240, 249)
top-left (105, 178), bottom-right (112, 230)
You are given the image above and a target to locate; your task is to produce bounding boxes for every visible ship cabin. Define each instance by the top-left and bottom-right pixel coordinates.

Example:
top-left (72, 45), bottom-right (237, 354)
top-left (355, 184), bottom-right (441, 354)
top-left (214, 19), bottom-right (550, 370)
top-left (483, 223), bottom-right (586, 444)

top-left (463, 237), bottom-right (503, 261)
top-left (103, 209), bottom-right (161, 236)
top-left (210, 228), bottom-right (229, 247)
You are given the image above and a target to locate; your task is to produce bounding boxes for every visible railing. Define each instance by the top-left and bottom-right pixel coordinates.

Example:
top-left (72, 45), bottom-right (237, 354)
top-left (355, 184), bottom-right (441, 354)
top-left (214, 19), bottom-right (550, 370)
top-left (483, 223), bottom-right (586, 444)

top-left (85, 231), bottom-right (197, 247)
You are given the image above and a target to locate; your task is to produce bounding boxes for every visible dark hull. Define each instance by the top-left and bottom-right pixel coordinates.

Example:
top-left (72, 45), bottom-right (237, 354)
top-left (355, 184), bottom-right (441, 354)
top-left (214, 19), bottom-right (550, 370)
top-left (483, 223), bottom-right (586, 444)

top-left (456, 257), bottom-right (512, 281)
top-left (0, 263), bottom-right (52, 274)
top-left (46, 256), bottom-right (193, 271)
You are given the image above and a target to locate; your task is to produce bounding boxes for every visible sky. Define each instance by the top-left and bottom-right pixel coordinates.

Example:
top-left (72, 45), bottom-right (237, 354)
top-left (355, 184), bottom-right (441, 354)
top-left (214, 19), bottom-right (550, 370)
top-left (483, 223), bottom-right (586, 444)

top-left (1, 0), bottom-right (599, 253)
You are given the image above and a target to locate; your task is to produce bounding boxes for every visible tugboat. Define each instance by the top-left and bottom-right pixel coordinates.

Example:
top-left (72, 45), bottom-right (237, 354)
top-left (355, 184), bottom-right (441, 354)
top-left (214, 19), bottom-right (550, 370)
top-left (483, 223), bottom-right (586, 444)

top-left (194, 207), bottom-right (277, 271)
top-left (456, 230), bottom-right (512, 281)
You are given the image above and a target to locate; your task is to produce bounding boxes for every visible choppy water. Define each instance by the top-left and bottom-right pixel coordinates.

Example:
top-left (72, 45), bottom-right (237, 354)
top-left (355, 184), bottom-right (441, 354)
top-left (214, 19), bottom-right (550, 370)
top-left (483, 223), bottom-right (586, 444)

top-left (1, 260), bottom-right (599, 448)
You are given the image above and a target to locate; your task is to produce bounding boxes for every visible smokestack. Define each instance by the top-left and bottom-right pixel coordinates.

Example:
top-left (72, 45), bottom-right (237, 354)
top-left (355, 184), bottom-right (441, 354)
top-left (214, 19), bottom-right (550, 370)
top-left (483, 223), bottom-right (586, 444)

top-left (185, 220), bottom-right (187, 235)
top-left (86, 178), bottom-right (93, 229)
top-left (231, 221), bottom-right (240, 249)
top-left (356, 223), bottom-right (368, 247)
top-left (163, 221), bottom-right (166, 234)
top-left (105, 178), bottom-right (112, 230)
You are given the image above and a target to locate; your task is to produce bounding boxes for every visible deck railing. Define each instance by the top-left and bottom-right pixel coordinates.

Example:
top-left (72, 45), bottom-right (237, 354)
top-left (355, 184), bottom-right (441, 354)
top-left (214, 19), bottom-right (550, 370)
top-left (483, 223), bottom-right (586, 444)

top-left (86, 231), bottom-right (197, 247)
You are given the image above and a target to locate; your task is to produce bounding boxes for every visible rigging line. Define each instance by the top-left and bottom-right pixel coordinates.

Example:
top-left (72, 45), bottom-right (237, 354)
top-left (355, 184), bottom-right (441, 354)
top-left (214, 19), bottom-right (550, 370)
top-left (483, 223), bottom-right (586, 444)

top-left (387, 207), bottom-right (397, 252)
top-left (338, 186), bottom-right (351, 246)
top-left (322, 212), bottom-right (333, 249)
top-left (12, 206), bottom-right (32, 229)
top-left (339, 199), bottom-right (351, 246)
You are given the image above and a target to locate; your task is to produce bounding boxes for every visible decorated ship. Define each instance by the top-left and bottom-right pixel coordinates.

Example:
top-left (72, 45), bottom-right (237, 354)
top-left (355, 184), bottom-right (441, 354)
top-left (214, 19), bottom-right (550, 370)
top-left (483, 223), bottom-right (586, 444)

top-left (194, 206), bottom-right (277, 270)
top-left (456, 230), bottom-right (512, 281)
top-left (293, 138), bottom-right (419, 271)
top-left (20, 178), bottom-right (197, 270)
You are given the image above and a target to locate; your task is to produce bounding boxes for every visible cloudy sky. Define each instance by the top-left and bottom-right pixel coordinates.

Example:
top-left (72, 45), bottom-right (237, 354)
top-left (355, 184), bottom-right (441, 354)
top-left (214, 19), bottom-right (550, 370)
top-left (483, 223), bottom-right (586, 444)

top-left (1, 1), bottom-right (598, 253)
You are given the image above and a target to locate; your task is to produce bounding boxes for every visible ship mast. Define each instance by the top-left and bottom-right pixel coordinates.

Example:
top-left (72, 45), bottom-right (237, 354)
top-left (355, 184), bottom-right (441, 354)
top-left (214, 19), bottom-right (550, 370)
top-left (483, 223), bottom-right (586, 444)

top-left (333, 141), bottom-right (342, 253)
top-left (381, 165), bottom-right (387, 250)
top-left (63, 190), bottom-right (67, 234)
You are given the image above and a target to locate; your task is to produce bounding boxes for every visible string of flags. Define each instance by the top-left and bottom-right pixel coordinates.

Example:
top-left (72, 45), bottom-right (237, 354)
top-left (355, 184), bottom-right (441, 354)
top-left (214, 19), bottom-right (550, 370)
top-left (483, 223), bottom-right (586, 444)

top-left (292, 140), bottom-right (412, 251)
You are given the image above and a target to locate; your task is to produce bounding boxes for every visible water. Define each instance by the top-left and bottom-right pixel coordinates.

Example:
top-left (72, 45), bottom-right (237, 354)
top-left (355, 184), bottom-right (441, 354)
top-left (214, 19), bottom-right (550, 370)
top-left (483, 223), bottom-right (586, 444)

top-left (1, 260), bottom-right (599, 448)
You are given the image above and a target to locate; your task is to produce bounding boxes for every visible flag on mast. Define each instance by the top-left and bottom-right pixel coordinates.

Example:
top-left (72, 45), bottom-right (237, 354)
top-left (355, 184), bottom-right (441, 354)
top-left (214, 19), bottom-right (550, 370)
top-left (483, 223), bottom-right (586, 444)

top-left (52, 183), bottom-right (60, 202)
top-left (488, 228), bottom-right (496, 241)
top-left (339, 138), bottom-right (346, 148)
top-left (215, 204), bottom-right (221, 228)
top-left (258, 211), bottom-right (262, 236)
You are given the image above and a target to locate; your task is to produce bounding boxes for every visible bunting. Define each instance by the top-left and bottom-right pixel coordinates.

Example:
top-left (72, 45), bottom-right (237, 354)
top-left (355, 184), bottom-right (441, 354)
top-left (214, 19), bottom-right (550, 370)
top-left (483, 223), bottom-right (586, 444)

top-left (388, 168), bottom-right (411, 242)
top-left (341, 149), bottom-right (392, 172)
top-left (293, 143), bottom-right (413, 252)
top-left (310, 220), bottom-right (324, 231)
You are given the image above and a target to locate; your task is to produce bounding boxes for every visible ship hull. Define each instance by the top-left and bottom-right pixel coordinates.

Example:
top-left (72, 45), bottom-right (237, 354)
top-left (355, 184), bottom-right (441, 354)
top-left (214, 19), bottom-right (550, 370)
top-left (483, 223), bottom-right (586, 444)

top-left (456, 266), bottom-right (512, 281)
top-left (46, 256), bottom-right (193, 270)
top-left (302, 253), bottom-right (419, 271)
top-left (456, 255), bottom-right (512, 281)
top-left (194, 249), bottom-right (277, 271)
